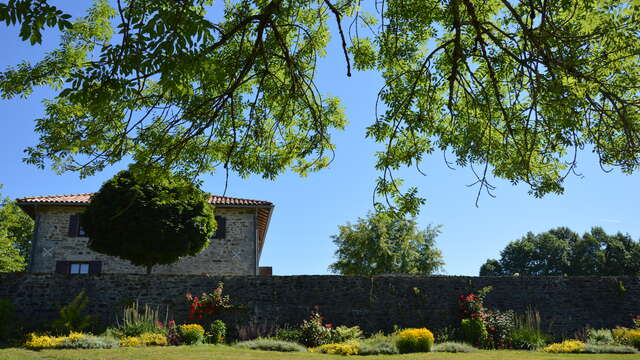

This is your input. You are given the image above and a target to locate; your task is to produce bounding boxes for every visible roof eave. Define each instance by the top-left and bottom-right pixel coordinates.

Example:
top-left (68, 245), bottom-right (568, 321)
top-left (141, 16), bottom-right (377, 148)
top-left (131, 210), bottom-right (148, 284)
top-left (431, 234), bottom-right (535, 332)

top-left (258, 205), bottom-right (275, 259)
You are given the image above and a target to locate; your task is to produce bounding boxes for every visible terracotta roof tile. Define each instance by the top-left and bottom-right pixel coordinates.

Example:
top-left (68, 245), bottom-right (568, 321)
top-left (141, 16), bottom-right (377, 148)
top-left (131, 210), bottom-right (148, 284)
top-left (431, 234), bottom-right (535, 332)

top-left (16, 193), bottom-right (272, 207)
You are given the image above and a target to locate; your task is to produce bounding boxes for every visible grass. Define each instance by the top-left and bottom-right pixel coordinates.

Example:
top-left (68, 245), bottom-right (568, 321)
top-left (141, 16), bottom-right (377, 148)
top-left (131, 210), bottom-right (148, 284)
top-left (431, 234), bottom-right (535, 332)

top-left (2, 345), bottom-right (640, 360)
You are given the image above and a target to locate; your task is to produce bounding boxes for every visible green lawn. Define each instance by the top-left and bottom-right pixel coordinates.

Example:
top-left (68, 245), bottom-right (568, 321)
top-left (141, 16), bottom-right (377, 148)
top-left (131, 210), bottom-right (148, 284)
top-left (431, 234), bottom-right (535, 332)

top-left (1, 346), bottom-right (639, 360)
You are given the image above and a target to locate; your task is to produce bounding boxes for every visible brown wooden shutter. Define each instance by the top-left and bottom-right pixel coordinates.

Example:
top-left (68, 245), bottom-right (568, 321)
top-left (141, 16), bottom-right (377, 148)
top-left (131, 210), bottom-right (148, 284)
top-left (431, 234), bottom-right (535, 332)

top-left (68, 214), bottom-right (79, 237)
top-left (55, 261), bottom-right (69, 274)
top-left (88, 261), bottom-right (102, 275)
top-left (213, 216), bottom-right (226, 239)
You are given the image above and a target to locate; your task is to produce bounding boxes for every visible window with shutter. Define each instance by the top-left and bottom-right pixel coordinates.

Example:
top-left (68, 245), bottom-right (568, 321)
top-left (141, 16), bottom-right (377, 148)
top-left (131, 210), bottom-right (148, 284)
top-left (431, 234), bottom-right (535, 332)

top-left (68, 214), bottom-right (79, 237)
top-left (55, 261), bottom-right (69, 274)
top-left (212, 216), bottom-right (226, 239)
top-left (68, 214), bottom-right (87, 237)
top-left (88, 261), bottom-right (102, 274)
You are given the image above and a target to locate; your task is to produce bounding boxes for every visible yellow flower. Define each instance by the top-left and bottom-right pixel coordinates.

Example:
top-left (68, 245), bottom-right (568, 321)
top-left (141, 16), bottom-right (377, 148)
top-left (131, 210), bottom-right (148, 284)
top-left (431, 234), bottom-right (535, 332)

top-left (24, 333), bottom-right (64, 349)
top-left (139, 332), bottom-right (168, 346)
top-left (543, 340), bottom-right (585, 353)
top-left (396, 328), bottom-right (434, 353)
top-left (120, 336), bottom-right (143, 347)
top-left (312, 341), bottom-right (360, 355)
top-left (67, 332), bottom-right (85, 341)
top-left (178, 324), bottom-right (205, 335)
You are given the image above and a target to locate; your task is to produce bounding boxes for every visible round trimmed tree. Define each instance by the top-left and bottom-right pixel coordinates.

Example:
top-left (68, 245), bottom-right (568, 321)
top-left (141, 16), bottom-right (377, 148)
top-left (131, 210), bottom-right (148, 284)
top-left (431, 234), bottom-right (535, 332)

top-left (81, 169), bottom-right (216, 274)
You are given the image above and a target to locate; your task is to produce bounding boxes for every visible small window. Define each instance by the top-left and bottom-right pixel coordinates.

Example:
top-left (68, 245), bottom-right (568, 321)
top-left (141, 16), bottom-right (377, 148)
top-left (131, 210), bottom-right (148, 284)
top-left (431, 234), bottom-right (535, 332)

top-left (56, 261), bottom-right (102, 275)
top-left (69, 263), bottom-right (89, 274)
top-left (68, 214), bottom-right (86, 237)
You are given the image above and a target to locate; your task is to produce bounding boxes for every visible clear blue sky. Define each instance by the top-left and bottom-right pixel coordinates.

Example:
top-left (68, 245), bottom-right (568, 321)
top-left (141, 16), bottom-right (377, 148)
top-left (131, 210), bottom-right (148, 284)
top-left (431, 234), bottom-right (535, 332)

top-left (1, 2), bottom-right (638, 276)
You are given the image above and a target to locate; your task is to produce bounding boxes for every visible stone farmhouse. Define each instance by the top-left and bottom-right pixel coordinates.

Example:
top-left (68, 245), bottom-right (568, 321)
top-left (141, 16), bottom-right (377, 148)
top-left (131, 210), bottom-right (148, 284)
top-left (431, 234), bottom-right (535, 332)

top-left (16, 193), bottom-right (274, 276)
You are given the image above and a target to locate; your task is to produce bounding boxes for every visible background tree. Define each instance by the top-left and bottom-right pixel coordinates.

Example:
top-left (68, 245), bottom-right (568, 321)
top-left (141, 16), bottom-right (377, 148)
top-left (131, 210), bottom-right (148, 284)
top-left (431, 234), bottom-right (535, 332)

top-left (480, 227), bottom-right (640, 276)
top-left (0, 185), bottom-right (34, 272)
top-left (329, 212), bottom-right (444, 275)
top-left (81, 168), bottom-right (216, 274)
top-left (2, 0), bottom-right (640, 215)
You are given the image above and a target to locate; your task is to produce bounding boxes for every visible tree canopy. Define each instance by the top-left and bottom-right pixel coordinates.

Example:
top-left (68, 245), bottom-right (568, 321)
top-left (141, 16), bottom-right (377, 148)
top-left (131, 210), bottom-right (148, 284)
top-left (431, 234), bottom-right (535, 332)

top-left (1, 0), bottom-right (640, 214)
top-left (81, 169), bottom-right (216, 274)
top-left (0, 185), bottom-right (34, 272)
top-left (480, 227), bottom-right (640, 276)
top-left (329, 212), bottom-right (444, 275)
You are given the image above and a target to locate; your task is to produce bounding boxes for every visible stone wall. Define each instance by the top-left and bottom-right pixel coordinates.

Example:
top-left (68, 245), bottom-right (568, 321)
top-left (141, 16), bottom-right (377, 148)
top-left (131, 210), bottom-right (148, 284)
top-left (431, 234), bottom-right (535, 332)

top-left (0, 274), bottom-right (638, 338)
top-left (30, 207), bottom-right (258, 275)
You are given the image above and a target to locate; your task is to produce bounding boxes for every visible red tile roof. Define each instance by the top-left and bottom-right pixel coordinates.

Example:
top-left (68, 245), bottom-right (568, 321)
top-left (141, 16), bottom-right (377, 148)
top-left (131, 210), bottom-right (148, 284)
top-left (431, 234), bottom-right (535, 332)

top-left (16, 193), bottom-right (272, 207)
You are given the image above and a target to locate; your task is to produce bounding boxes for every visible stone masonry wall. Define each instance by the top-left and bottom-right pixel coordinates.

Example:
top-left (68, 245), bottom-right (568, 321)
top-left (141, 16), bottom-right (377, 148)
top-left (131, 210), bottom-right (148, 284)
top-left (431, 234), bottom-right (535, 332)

top-left (29, 206), bottom-right (257, 275)
top-left (0, 274), bottom-right (638, 338)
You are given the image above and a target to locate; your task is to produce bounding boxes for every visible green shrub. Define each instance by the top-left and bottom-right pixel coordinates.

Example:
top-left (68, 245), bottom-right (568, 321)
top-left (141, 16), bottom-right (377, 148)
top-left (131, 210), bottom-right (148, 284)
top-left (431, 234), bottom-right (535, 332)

top-left (434, 326), bottom-right (459, 343)
top-left (583, 343), bottom-right (638, 354)
top-left (359, 333), bottom-right (398, 355)
top-left (235, 338), bottom-right (307, 352)
top-left (58, 335), bottom-right (120, 349)
top-left (461, 318), bottom-right (487, 347)
top-left (509, 308), bottom-right (547, 350)
top-left (113, 301), bottom-right (166, 337)
top-left (50, 291), bottom-right (94, 335)
top-left (612, 327), bottom-right (633, 345)
top-left (396, 328), bottom-right (434, 353)
top-left (298, 311), bottom-right (332, 347)
top-left (432, 341), bottom-right (477, 353)
top-left (275, 328), bottom-right (301, 343)
top-left (207, 320), bottom-right (226, 344)
top-left (0, 299), bottom-right (15, 341)
top-left (509, 327), bottom-right (547, 350)
top-left (629, 330), bottom-right (640, 350)
top-left (587, 328), bottom-right (614, 345)
top-left (178, 324), bottom-right (205, 345)
top-left (330, 325), bottom-right (363, 343)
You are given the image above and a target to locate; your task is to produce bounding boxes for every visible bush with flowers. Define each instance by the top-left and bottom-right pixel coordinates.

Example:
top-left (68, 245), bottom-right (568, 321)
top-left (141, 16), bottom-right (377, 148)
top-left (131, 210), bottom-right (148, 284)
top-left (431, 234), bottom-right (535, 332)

top-left (178, 324), bottom-right (205, 345)
top-left (298, 310), bottom-right (333, 347)
top-left (396, 328), bottom-right (434, 353)
top-left (458, 287), bottom-right (492, 321)
top-left (185, 282), bottom-right (232, 322)
top-left (484, 310), bottom-right (516, 349)
top-left (458, 287), bottom-right (492, 347)
top-left (165, 320), bottom-right (182, 345)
